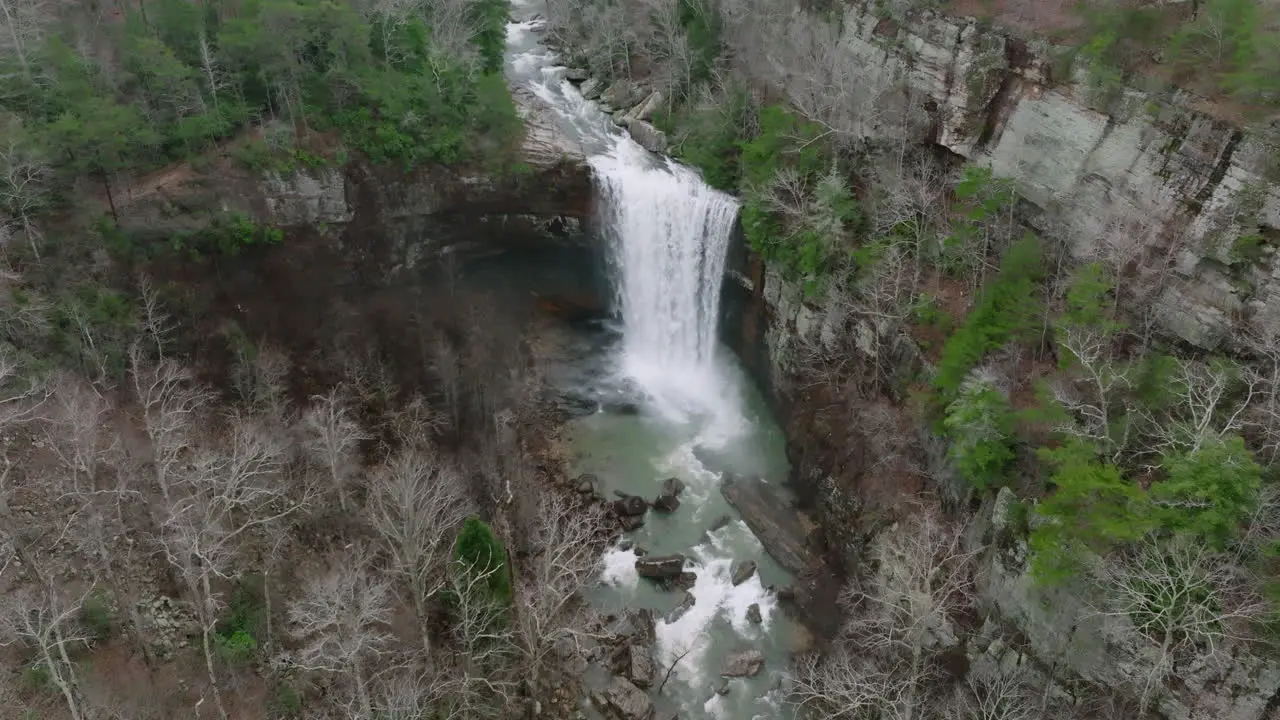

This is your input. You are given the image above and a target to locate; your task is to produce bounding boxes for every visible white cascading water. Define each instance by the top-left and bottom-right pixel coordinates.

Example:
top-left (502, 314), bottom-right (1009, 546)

top-left (589, 142), bottom-right (740, 419)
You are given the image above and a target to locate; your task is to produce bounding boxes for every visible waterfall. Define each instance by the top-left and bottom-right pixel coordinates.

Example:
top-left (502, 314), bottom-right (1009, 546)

top-left (589, 140), bottom-right (740, 420)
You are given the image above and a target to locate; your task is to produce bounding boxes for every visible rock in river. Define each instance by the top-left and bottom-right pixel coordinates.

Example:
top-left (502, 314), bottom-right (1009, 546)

top-left (613, 493), bottom-right (649, 517)
top-left (635, 554), bottom-right (685, 580)
top-left (730, 560), bottom-right (757, 586)
top-left (721, 648), bottom-right (765, 678)
top-left (746, 603), bottom-right (762, 625)
top-left (652, 477), bottom-right (684, 513)
top-left (612, 644), bottom-right (656, 689)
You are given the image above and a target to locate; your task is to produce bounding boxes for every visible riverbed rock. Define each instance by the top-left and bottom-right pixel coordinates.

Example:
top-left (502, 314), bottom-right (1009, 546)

top-left (721, 477), bottom-right (814, 576)
top-left (667, 592), bottom-right (696, 623)
top-left (670, 571), bottom-right (697, 591)
top-left (601, 80), bottom-right (647, 109)
top-left (597, 676), bottom-right (654, 720)
top-left (721, 649), bottom-right (765, 678)
top-left (613, 494), bottom-right (649, 517)
top-left (612, 644), bottom-right (656, 689)
top-left (618, 515), bottom-right (645, 532)
top-left (626, 91), bottom-right (664, 123)
top-left (730, 560), bottom-right (757, 586)
top-left (746, 603), bottom-right (762, 625)
top-left (579, 78), bottom-right (603, 100)
top-left (635, 554), bottom-right (685, 580)
top-left (576, 474), bottom-right (597, 494)
top-left (627, 121), bottom-right (668, 153)
top-left (564, 67), bottom-right (589, 82)
top-left (605, 609), bottom-right (656, 645)
top-left (653, 477), bottom-right (684, 513)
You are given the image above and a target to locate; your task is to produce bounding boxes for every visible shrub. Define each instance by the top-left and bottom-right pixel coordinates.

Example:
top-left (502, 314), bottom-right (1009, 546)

top-left (1030, 441), bottom-right (1154, 584)
top-left (454, 517), bottom-right (512, 607)
top-left (943, 373), bottom-right (1016, 491)
top-left (933, 236), bottom-right (1044, 398)
top-left (80, 592), bottom-right (114, 642)
top-left (213, 629), bottom-right (259, 666)
top-left (1153, 436), bottom-right (1261, 548)
top-left (269, 684), bottom-right (303, 717)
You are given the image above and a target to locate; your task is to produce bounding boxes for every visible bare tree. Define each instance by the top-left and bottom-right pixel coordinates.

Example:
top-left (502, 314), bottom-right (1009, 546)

top-left (0, 118), bottom-right (49, 258)
top-left (130, 350), bottom-right (210, 504)
top-left (285, 546), bottom-right (394, 719)
top-left (443, 555), bottom-right (517, 718)
top-left (302, 387), bottom-right (369, 512)
top-left (1090, 536), bottom-right (1270, 712)
top-left (794, 504), bottom-right (977, 720)
top-left (0, 576), bottom-right (94, 720)
top-left (513, 493), bottom-right (605, 681)
top-left (366, 445), bottom-right (471, 654)
top-left (946, 667), bottom-right (1037, 720)
top-left (0, 0), bottom-right (54, 82)
top-left (157, 415), bottom-right (299, 720)
top-left (1050, 326), bottom-right (1132, 461)
top-left (1138, 357), bottom-right (1257, 463)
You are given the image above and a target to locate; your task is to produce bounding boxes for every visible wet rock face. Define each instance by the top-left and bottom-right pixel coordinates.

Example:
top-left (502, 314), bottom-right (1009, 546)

top-left (720, 477), bottom-right (815, 576)
top-left (721, 648), bottom-right (765, 678)
top-left (596, 675), bottom-right (655, 720)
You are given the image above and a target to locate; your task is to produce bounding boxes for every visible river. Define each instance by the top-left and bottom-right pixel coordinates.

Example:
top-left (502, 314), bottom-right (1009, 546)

top-left (505, 7), bottom-right (802, 719)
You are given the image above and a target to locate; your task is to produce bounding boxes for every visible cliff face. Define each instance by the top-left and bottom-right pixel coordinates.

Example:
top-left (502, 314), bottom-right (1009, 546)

top-left (825, 1), bottom-right (1280, 350)
top-left (113, 90), bottom-right (593, 273)
top-left (726, 4), bottom-right (1280, 718)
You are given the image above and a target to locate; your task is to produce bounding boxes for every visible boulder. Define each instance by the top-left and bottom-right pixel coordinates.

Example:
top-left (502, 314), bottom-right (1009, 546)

top-left (635, 554), bottom-right (685, 580)
top-left (628, 121), bottom-right (668, 153)
top-left (652, 477), bottom-right (684, 513)
top-left (667, 592), bottom-right (696, 623)
top-left (602, 80), bottom-right (646, 109)
top-left (605, 609), bottom-right (655, 645)
top-left (721, 649), bottom-right (765, 678)
top-left (627, 91), bottom-right (664, 122)
top-left (714, 678), bottom-right (730, 695)
top-left (619, 515), bottom-right (645, 532)
top-left (721, 477), bottom-right (814, 575)
top-left (576, 474), bottom-right (597, 494)
top-left (746, 603), bottom-right (762, 625)
top-left (598, 676), bottom-right (654, 720)
top-left (613, 494), bottom-right (649, 517)
top-left (670, 571), bottom-right (697, 591)
top-left (579, 78), bottom-right (603, 100)
top-left (730, 560), bottom-right (757, 587)
top-left (564, 67), bottom-right (589, 82)
top-left (612, 644), bottom-right (656, 689)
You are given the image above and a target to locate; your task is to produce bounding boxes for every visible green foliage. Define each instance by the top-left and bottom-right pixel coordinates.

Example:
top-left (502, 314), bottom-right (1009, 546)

top-left (937, 166), bottom-right (1016, 272)
top-left (0, 0), bottom-right (523, 216)
top-left (1060, 261), bottom-right (1122, 334)
top-left (80, 592), bottom-right (114, 642)
top-left (1071, 4), bottom-right (1161, 104)
top-left (21, 664), bottom-right (52, 693)
top-left (943, 374), bottom-right (1016, 491)
top-left (1030, 441), bottom-right (1155, 584)
top-left (665, 87), bottom-right (751, 191)
top-left (269, 684), bottom-right (304, 717)
top-left (911, 293), bottom-right (953, 333)
top-left (739, 105), bottom-right (826, 189)
top-left (1231, 233), bottom-right (1267, 265)
top-left (215, 575), bottom-right (266, 666)
top-left (933, 236), bottom-right (1044, 398)
top-left (675, 0), bottom-right (723, 91)
top-left (1153, 436), bottom-right (1261, 548)
top-left (1128, 352), bottom-right (1180, 412)
top-left (454, 517), bottom-right (512, 607)
top-left (214, 630), bottom-right (259, 666)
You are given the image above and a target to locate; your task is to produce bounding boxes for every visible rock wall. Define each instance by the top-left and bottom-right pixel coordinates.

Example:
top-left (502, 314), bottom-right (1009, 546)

top-left (724, 4), bottom-right (1280, 716)
top-left (817, 0), bottom-right (1280, 350)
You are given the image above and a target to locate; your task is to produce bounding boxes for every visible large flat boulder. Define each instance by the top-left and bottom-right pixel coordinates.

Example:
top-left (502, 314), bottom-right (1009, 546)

top-left (721, 477), bottom-right (814, 575)
top-left (598, 675), bottom-right (654, 720)
top-left (635, 554), bottom-right (685, 580)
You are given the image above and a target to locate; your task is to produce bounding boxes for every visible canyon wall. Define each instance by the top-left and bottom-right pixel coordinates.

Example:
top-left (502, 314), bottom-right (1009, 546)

top-left (720, 2), bottom-right (1280, 718)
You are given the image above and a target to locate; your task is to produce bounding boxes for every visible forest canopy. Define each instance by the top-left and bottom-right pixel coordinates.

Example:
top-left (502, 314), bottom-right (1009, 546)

top-left (0, 0), bottom-right (521, 217)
